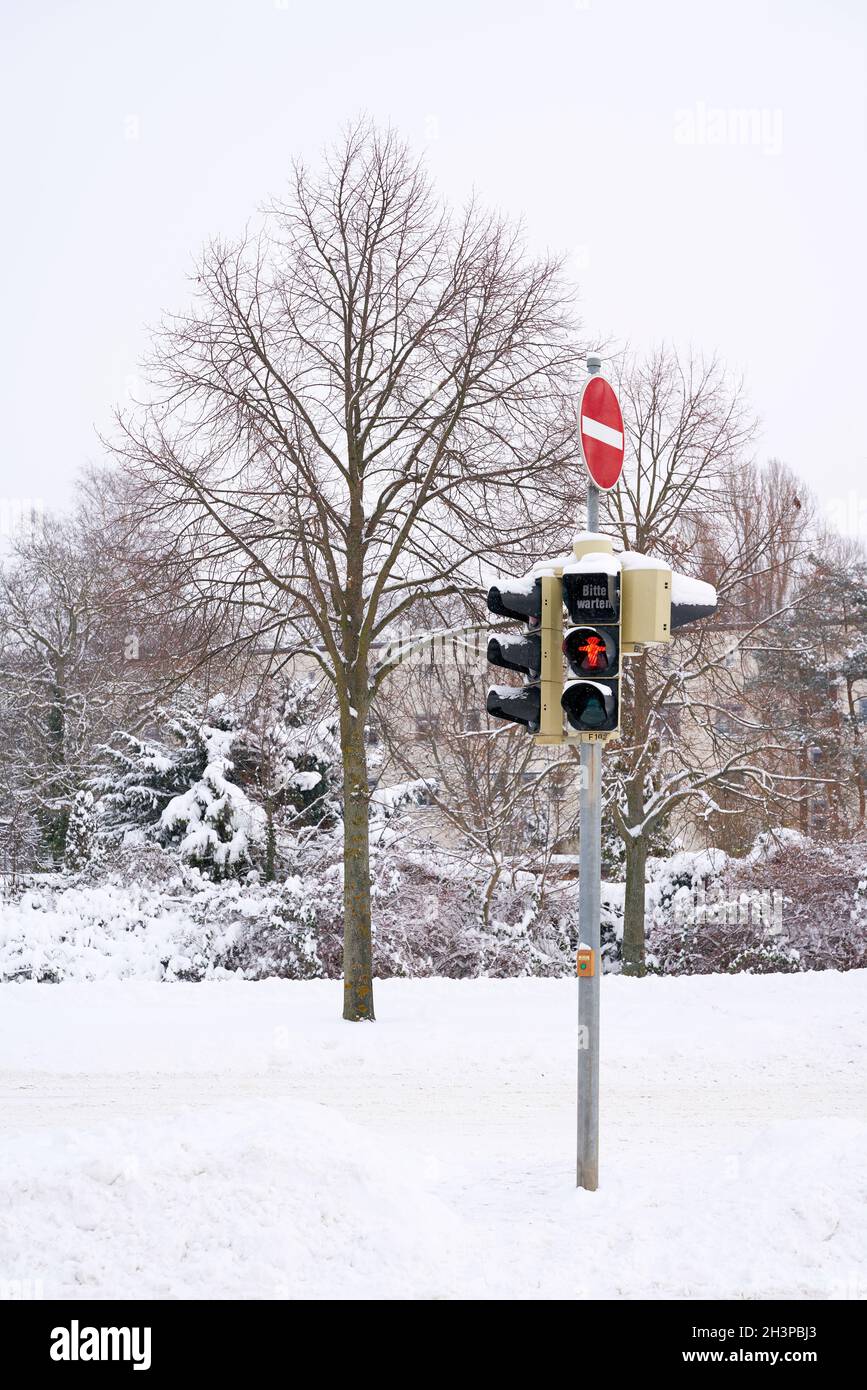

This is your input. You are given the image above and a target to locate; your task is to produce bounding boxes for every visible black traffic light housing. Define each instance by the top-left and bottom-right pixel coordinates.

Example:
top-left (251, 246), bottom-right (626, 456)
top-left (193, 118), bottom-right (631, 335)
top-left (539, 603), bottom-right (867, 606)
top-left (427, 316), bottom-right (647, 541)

top-left (486, 577), bottom-right (542, 627)
top-left (486, 684), bottom-right (541, 731)
top-left (670, 573), bottom-right (718, 629)
top-left (487, 632), bottom-right (542, 680)
top-left (563, 568), bottom-right (619, 626)
top-left (486, 576), bottom-right (544, 732)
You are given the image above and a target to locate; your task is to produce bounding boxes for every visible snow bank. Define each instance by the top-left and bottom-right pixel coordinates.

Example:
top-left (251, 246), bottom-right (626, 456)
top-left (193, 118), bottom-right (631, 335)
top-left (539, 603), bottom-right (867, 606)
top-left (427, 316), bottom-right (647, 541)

top-left (1, 974), bottom-right (865, 1299)
top-left (0, 1097), bottom-right (465, 1300)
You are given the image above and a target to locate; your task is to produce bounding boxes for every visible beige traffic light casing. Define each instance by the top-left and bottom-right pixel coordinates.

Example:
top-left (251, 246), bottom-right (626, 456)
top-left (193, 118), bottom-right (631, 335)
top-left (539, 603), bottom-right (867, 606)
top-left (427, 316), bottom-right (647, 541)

top-left (538, 572), bottom-right (564, 739)
top-left (620, 559), bottom-right (672, 652)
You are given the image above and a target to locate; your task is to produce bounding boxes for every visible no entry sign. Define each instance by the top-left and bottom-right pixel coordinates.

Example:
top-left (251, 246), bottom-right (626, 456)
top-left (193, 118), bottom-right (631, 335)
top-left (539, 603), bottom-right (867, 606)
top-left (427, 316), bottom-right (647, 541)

top-left (578, 375), bottom-right (625, 491)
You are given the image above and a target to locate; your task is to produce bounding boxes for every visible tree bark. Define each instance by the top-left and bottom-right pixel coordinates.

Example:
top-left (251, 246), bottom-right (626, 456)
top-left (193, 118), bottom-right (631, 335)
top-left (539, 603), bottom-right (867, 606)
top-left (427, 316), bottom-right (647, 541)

top-left (342, 716), bottom-right (374, 1021)
top-left (621, 828), bottom-right (647, 976)
top-left (620, 654), bottom-right (650, 976)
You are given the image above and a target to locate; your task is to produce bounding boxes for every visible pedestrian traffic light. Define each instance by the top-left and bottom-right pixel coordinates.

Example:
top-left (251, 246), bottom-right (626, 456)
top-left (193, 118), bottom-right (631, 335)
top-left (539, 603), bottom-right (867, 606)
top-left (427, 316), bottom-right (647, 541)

top-left (486, 574), bottom-right (545, 732)
top-left (561, 678), bottom-right (618, 732)
top-left (483, 549), bottom-right (715, 742)
top-left (560, 557), bottom-right (621, 734)
top-left (563, 626), bottom-right (618, 677)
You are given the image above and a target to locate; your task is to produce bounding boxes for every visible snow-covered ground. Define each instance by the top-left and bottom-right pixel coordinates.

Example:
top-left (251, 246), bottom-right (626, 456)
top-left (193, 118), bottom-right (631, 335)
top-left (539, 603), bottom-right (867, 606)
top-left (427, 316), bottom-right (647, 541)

top-left (1, 972), bottom-right (866, 1300)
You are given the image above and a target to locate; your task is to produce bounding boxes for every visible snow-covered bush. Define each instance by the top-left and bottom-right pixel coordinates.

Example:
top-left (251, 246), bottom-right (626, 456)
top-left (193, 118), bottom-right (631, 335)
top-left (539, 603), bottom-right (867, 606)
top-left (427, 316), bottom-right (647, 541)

top-left (0, 844), bottom-right (583, 983)
top-left (95, 682), bottom-right (348, 883)
top-left (645, 848), bottom-right (728, 941)
top-left (727, 832), bottom-right (867, 973)
top-left (5, 825), bottom-right (866, 984)
top-left (0, 867), bottom-right (338, 984)
top-left (94, 713), bottom-right (203, 842)
top-left (0, 878), bottom-right (230, 983)
top-left (258, 676), bottom-right (342, 833)
top-left (745, 827), bottom-right (811, 866)
top-left (646, 831), bottom-right (867, 975)
top-left (650, 900), bottom-right (802, 976)
top-left (645, 844), bottom-right (803, 975)
top-left (600, 882), bottom-right (624, 971)
top-left (218, 874), bottom-right (341, 980)
top-left (96, 695), bottom-right (266, 880)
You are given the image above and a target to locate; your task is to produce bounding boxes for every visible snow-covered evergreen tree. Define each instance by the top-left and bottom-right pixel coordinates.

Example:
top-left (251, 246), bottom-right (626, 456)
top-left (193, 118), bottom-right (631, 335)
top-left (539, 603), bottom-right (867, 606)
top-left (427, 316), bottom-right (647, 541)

top-left (94, 725), bottom-right (199, 841)
top-left (156, 696), bottom-right (265, 880)
top-left (258, 677), bottom-right (342, 828)
top-left (64, 790), bottom-right (97, 872)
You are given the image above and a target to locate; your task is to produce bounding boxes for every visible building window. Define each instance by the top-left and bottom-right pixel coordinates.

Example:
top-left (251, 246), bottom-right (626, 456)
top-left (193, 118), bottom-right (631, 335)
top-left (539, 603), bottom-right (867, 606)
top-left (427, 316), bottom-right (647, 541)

top-left (415, 712), bottom-right (438, 735)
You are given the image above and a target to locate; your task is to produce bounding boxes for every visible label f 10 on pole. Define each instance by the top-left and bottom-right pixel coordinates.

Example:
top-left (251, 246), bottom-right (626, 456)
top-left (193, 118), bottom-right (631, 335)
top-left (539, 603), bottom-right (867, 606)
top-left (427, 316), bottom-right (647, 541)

top-left (578, 375), bottom-right (625, 491)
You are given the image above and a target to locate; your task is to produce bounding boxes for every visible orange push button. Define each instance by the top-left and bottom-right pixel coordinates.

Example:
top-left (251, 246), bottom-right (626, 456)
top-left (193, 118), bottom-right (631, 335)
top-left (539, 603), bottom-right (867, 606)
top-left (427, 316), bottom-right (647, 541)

top-left (576, 948), bottom-right (595, 977)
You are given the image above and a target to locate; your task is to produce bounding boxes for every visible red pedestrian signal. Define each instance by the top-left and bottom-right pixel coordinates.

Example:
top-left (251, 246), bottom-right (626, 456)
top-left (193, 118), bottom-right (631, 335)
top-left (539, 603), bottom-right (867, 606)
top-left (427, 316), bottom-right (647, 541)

top-left (563, 626), bottom-right (618, 677)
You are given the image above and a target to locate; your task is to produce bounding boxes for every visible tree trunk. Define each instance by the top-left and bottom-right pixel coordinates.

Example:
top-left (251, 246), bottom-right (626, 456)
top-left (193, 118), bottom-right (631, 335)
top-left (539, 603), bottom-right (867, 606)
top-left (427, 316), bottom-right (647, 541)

top-left (621, 830), bottom-right (647, 975)
top-left (621, 653), bottom-right (650, 976)
top-left (342, 717), bottom-right (374, 1021)
top-left (264, 799), bottom-right (276, 883)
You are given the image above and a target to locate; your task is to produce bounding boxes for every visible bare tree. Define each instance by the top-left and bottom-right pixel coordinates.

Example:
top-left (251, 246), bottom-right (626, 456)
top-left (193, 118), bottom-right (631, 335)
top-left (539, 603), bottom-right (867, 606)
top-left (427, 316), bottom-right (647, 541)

top-left (0, 467), bottom-right (225, 865)
top-left (599, 348), bottom-right (818, 973)
top-left (109, 123), bottom-right (585, 1020)
top-left (0, 512), bottom-right (139, 861)
top-left (376, 634), bottom-right (580, 924)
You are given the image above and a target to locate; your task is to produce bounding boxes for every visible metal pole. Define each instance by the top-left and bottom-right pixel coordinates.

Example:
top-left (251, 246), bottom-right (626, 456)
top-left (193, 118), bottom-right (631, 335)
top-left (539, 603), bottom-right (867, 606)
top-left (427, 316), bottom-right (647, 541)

top-left (577, 353), bottom-right (603, 1190)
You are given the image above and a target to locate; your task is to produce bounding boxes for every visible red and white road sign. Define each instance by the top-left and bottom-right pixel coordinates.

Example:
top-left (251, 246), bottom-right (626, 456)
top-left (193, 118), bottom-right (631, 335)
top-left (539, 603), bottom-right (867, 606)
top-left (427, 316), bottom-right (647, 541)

top-left (578, 375), bottom-right (625, 491)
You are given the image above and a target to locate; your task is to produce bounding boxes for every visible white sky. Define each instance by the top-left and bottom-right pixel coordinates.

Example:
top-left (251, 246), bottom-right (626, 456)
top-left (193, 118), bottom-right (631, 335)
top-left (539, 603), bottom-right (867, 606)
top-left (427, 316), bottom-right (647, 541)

top-left (1, 0), bottom-right (865, 535)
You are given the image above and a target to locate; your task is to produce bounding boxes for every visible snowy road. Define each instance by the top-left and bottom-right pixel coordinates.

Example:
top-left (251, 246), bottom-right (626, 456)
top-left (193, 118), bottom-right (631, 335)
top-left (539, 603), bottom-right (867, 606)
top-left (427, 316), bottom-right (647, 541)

top-left (1, 973), bottom-right (866, 1299)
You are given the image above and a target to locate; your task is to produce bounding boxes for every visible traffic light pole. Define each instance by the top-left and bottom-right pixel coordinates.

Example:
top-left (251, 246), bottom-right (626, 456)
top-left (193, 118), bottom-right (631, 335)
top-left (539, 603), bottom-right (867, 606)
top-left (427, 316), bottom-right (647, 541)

top-left (577, 371), bottom-right (603, 1191)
